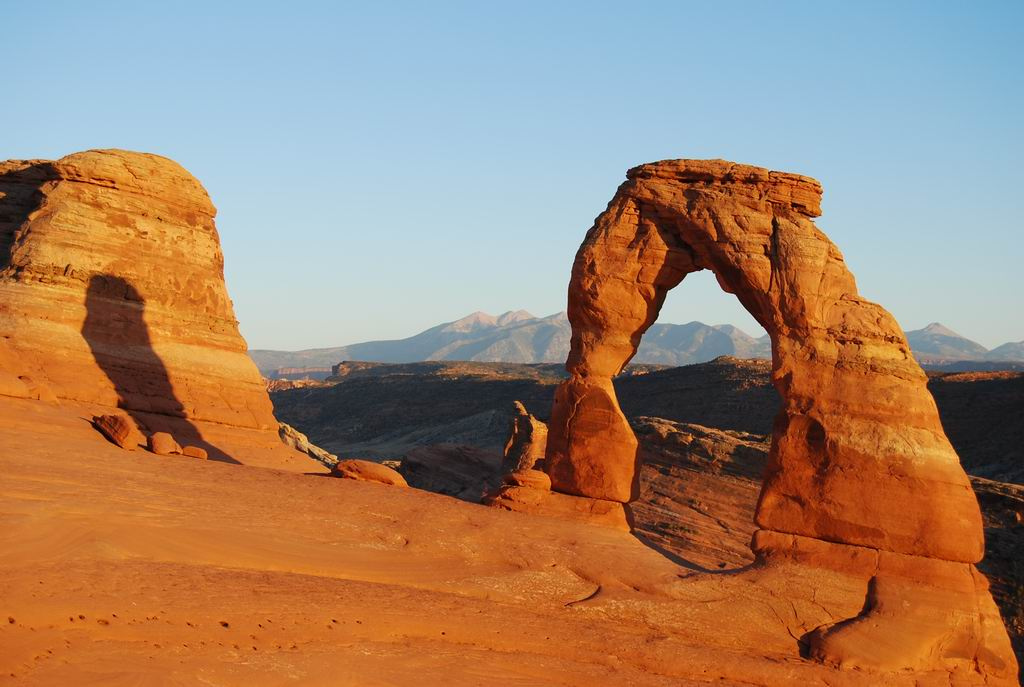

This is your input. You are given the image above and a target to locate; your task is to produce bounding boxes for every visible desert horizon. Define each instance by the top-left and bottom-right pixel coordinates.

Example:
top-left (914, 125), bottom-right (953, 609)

top-left (247, 309), bottom-right (1024, 376)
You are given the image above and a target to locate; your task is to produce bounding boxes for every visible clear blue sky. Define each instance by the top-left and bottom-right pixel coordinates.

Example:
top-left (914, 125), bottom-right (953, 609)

top-left (4, 2), bottom-right (1021, 349)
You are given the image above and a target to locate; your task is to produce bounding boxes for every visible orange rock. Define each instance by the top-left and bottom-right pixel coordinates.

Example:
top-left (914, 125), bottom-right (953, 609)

top-left (543, 158), bottom-right (1014, 676)
top-left (503, 468), bottom-right (551, 491)
top-left (182, 446), bottom-right (208, 460)
top-left (148, 432), bottom-right (181, 456)
top-left (546, 159), bottom-right (981, 560)
top-left (332, 459), bottom-right (408, 487)
top-left (753, 531), bottom-right (1015, 676)
top-left (0, 149), bottom-right (317, 471)
top-left (484, 484), bottom-right (631, 531)
top-left (502, 401), bottom-right (547, 473)
top-left (92, 414), bottom-right (143, 450)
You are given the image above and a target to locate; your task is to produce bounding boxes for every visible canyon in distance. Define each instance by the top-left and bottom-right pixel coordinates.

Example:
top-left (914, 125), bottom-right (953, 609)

top-left (0, 149), bottom-right (1020, 687)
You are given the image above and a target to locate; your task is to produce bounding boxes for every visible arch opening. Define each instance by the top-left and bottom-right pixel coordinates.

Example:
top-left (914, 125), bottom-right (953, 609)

top-left (613, 268), bottom-right (778, 572)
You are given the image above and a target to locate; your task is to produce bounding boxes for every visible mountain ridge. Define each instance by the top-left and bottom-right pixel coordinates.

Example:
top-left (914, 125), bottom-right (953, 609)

top-left (249, 312), bottom-right (1023, 376)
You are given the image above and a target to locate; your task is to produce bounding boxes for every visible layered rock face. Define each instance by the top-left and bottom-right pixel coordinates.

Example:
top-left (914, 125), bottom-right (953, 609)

top-left (0, 149), bottom-right (312, 469)
top-left (544, 159), bottom-right (1016, 677)
top-left (401, 443), bottom-right (501, 501)
top-left (630, 417), bottom-right (768, 570)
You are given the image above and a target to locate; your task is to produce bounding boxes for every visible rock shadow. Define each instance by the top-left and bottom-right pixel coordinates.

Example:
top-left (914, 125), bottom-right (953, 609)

top-left (82, 274), bottom-right (238, 463)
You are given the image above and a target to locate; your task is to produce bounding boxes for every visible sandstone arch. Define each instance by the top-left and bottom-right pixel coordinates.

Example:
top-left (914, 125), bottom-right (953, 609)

top-left (544, 160), bottom-right (1015, 676)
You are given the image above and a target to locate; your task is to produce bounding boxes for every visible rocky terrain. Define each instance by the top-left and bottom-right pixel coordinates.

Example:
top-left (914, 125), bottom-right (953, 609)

top-left (15, 392), bottom-right (1013, 686)
top-left (513, 157), bottom-right (1015, 675)
top-left (926, 371), bottom-right (1024, 483)
top-left (269, 357), bottom-right (1024, 665)
top-left (271, 356), bottom-right (1024, 482)
top-left (269, 157), bottom-right (1023, 679)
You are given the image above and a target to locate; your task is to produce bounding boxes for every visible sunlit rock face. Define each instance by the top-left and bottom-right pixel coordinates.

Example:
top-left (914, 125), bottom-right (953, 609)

top-left (0, 149), bottom-right (308, 468)
top-left (544, 159), bottom-right (1016, 678)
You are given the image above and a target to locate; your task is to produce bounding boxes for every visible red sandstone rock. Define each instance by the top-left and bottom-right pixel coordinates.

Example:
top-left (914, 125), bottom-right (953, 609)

top-left (487, 401), bottom-right (631, 531)
top-left (484, 485), bottom-right (631, 531)
top-left (503, 468), bottom-right (551, 491)
top-left (92, 414), bottom-right (143, 450)
top-left (752, 530), bottom-right (1016, 675)
top-left (502, 401), bottom-right (548, 473)
top-left (543, 159), bottom-right (1015, 677)
top-left (332, 459), bottom-right (408, 487)
top-left (148, 432), bottom-right (181, 456)
top-left (547, 159), bottom-right (981, 559)
top-left (0, 149), bottom-right (317, 471)
top-left (182, 446), bottom-right (207, 460)
top-left (631, 417), bottom-right (767, 569)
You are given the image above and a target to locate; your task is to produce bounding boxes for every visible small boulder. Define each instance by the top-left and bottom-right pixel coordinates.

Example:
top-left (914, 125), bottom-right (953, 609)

top-left (503, 468), bottom-right (552, 491)
top-left (484, 486), bottom-right (632, 531)
top-left (147, 431), bottom-right (181, 456)
top-left (332, 459), bottom-right (408, 487)
top-left (182, 445), bottom-right (208, 460)
top-left (92, 414), bottom-right (143, 450)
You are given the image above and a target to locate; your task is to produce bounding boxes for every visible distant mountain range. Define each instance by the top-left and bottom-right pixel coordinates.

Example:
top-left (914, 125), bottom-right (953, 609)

top-left (249, 312), bottom-right (1023, 378)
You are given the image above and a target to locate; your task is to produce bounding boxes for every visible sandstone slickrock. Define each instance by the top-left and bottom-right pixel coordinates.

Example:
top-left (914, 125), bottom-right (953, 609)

top-left (332, 459), bottom-right (409, 487)
top-left (92, 414), bottom-right (143, 450)
top-left (543, 159), bottom-right (1016, 678)
top-left (267, 356), bottom-right (1024, 670)
top-left (0, 149), bottom-right (318, 471)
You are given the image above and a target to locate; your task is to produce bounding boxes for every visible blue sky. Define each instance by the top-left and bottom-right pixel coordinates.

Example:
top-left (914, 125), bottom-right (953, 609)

top-left (4, 2), bottom-right (1021, 349)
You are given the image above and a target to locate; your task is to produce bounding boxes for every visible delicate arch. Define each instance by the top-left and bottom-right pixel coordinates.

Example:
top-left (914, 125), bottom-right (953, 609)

top-left (545, 159), bottom-right (982, 563)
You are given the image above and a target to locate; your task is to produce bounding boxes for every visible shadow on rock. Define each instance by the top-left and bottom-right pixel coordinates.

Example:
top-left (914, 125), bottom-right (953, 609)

top-left (82, 274), bottom-right (237, 464)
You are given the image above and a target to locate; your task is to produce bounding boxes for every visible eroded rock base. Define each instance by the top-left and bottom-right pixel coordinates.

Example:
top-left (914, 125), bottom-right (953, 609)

top-left (484, 480), bottom-right (632, 532)
top-left (752, 530), bottom-right (1017, 680)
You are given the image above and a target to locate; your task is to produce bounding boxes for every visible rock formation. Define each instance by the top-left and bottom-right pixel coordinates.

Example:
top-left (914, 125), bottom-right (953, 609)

top-left (501, 400), bottom-right (548, 473)
top-left (543, 159), bottom-right (1016, 678)
top-left (0, 149), bottom-right (317, 471)
top-left (483, 474), bottom-right (631, 531)
top-left (92, 414), bottom-right (144, 450)
top-left (267, 355), bottom-right (1024, 668)
top-left (332, 459), bottom-right (408, 487)
top-left (630, 417), bottom-right (768, 569)
top-left (485, 409), bottom-right (630, 530)
top-left (279, 422), bottom-right (338, 467)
